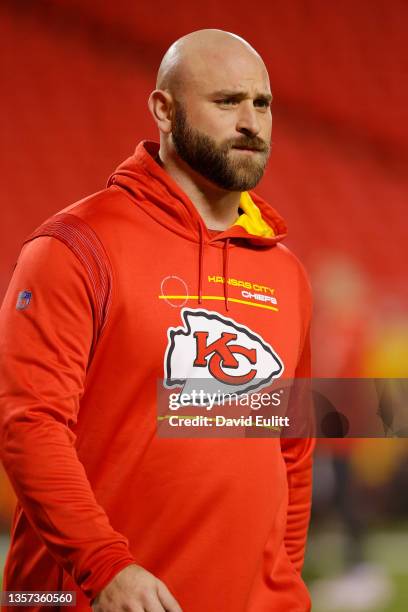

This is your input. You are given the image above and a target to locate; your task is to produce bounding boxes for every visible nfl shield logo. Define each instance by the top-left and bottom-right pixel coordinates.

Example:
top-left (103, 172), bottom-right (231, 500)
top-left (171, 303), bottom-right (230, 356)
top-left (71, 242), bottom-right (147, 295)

top-left (16, 290), bottom-right (32, 310)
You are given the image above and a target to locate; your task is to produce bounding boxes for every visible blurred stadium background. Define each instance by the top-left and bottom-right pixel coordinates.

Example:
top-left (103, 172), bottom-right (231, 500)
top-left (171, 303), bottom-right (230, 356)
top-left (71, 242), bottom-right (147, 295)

top-left (1, 1), bottom-right (407, 610)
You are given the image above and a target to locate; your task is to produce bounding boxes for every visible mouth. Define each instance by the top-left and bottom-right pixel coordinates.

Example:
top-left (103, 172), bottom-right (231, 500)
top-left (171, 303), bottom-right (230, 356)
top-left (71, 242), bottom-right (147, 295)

top-left (232, 146), bottom-right (263, 153)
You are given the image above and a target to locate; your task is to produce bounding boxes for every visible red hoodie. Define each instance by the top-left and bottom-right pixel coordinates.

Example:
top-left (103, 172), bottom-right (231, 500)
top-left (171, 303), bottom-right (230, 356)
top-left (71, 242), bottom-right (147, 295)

top-left (0, 141), bottom-right (314, 611)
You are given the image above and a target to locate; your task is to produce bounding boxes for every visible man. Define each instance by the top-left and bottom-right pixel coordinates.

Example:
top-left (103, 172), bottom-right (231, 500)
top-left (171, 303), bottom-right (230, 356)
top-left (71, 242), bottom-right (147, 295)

top-left (0, 30), bottom-right (314, 611)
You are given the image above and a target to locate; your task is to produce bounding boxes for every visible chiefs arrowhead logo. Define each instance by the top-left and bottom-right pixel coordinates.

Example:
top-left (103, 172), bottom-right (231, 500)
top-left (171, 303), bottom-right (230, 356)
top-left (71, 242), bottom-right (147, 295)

top-left (164, 308), bottom-right (284, 400)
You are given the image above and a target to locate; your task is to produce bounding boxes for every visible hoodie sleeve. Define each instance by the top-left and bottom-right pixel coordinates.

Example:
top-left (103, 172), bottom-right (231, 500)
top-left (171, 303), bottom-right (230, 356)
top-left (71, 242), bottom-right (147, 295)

top-left (280, 329), bottom-right (315, 573)
top-left (280, 261), bottom-right (315, 573)
top-left (0, 234), bottom-right (136, 601)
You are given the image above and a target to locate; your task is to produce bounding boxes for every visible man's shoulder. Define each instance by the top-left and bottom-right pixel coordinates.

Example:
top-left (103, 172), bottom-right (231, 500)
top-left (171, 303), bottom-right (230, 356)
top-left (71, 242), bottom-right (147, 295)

top-left (27, 185), bottom-right (133, 248)
top-left (269, 241), bottom-right (312, 307)
top-left (275, 241), bottom-right (306, 269)
top-left (23, 186), bottom-right (133, 275)
top-left (57, 185), bottom-right (131, 228)
top-left (263, 232), bottom-right (307, 274)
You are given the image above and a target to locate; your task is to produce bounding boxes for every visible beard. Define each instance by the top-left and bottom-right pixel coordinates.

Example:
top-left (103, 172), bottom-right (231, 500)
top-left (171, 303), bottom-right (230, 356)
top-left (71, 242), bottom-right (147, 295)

top-left (171, 101), bottom-right (270, 191)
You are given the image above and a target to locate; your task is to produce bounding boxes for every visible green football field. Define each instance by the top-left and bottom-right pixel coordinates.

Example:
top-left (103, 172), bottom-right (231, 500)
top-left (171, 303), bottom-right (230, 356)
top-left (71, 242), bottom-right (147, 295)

top-left (303, 526), bottom-right (408, 612)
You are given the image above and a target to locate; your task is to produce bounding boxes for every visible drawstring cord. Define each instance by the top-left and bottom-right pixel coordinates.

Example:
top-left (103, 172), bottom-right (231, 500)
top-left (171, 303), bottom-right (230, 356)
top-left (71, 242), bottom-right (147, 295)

top-left (223, 238), bottom-right (230, 311)
top-left (197, 224), bottom-right (231, 311)
top-left (198, 223), bottom-right (204, 305)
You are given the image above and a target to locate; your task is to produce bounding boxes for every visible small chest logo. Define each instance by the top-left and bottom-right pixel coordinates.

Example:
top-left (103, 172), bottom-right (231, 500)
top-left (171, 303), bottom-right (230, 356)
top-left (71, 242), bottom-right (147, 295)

top-left (164, 308), bottom-right (284, 399)
top-left (16, 290), bottom-right (32, 311)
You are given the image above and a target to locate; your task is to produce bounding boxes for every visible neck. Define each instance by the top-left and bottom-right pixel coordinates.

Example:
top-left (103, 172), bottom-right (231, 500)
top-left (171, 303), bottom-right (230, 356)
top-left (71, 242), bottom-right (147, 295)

top-left (158, 147), bottom-right (241, 231)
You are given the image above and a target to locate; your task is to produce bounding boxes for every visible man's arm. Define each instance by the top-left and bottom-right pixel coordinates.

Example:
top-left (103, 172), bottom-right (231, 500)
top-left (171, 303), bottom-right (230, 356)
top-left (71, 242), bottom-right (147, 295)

top-left (0, 236), bottom-right (137, 600)
top-left (280, 326), bottom-right (315, 573)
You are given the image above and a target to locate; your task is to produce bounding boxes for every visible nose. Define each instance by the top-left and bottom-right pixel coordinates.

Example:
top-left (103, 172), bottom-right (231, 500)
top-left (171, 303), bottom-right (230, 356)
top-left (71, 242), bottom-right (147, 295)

top-left (235, 101), bottom-right (261, 137)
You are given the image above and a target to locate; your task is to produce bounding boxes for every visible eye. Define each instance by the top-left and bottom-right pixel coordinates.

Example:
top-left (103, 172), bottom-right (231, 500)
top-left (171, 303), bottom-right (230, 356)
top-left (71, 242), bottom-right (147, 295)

top-left (254, 98), bottom-right (271, 108)
top-left (216, 98), bottom-right (238, 106)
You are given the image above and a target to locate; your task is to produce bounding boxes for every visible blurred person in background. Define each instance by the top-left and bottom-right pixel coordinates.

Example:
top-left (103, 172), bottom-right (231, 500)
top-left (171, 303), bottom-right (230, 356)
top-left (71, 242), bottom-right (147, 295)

top-left (307, 257), bottom-right (408, 612)
top-left (0, 30), bottom-right (314, 612)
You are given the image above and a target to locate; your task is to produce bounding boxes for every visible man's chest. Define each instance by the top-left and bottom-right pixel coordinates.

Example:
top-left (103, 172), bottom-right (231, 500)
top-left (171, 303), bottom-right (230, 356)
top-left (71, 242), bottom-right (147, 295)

top-left (106, 232), bottom-right (307, 384)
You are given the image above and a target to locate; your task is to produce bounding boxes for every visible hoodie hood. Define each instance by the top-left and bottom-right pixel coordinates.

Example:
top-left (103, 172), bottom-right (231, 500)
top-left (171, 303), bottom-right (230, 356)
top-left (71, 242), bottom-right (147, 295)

top-left (107, 141), bottom-right (287, 311)
top-left (107, 141), bottom-right (287, 247)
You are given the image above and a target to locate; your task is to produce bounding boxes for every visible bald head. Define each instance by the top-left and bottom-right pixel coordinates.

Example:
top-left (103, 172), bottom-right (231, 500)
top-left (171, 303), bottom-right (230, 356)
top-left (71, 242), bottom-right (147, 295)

top-left (149, 29), bottom-right (272, 192)
top-left (156, 29), bottom-right (268, 97)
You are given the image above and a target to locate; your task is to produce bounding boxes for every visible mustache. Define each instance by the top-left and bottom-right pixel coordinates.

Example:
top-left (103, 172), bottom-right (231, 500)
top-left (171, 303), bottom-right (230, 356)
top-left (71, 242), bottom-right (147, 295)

top-left (227, 137), bottom-right (269, 152)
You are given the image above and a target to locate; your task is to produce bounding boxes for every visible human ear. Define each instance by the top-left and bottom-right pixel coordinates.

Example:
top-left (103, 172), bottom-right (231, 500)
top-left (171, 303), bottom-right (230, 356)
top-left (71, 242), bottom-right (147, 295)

top-left (148, 89), bottom-right (173, 134)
